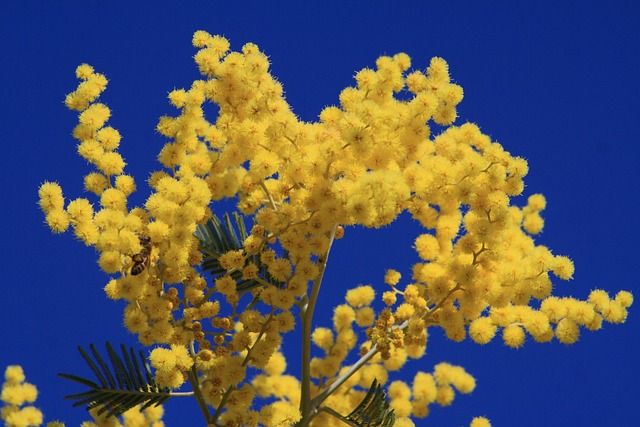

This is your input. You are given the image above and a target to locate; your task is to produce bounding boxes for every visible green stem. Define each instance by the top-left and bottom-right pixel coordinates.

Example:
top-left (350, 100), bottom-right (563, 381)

top-left (188, 366), bottom-right (212, 425)
top-left (260, 180), bottom-right (278, 211)
top-left (211, 385), bottom-right (234, 424)
top-left (299, 225), bottom-right (338, 423)
top-left (187, 341), bottom-right (213, 425)
top-left (310, 344), bottom-right (379, 411)
top-left (317, 406), bottom-right (358, 427)
top-left (170, 391), bottom-right (196, 397)
top-left (299, 281), bottom-right (464, 425)
top-left (242, 312), bottom-right (275, 367)
top-left (211, 311), bottom-right (274, 424)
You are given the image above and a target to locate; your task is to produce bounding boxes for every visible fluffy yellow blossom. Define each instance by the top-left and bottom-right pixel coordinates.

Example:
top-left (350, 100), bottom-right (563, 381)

top-left (384, 269), bottom-right (402, 286)
top-left (66, 198), bottom-right (94, 223)
top-left (469, 317), bottom-right (497, 344)
top-left (38, 182), bottom-right (64, 214)
top-left (555, 318), bottom-right (580, 344)
top-left (355, 307), bottom-right (375, 327)
top-left (37, 32), bottom-right (633, 427)
top-left (503, 324), bottom-right (525, 348)
top-left (414, 234), bottom-right (439, 260)
top-left (312, 328), bottom-right (334, 352)
top-left (552, 256), bottom-right (575, 280)
top-left (96, 126), bottom-right (121, 150)
top-left (527, 194), bottom-right (546, 211)
top-left (115, 175), bottom-right (136, 195)
top-left (615, 290), bottom-right (634, 308)
top-left (45, 210), bottom-right (70, 233)
top-left (149, 345), bottom-right (193, 389)
top-left (470, 416), bottom-right (492, 427)
top-left (382, 291), bottom-right (397, 306)
top-left (84, 172), bottom-right (110, 195)
top-left (1, 366), bottom-right (43, 427)
top-left (523, 212), bottom-right (544, 234)
top-left (219, 249), bottom-right (245, 271)
top-left (333, 305), bottom-right (356, 331)
top-left (345, 285), bottom-right (375, 307)
top-left (259, 401), bottom-right (301, 426)
top-left (412, 372), bottom-right (437, 403)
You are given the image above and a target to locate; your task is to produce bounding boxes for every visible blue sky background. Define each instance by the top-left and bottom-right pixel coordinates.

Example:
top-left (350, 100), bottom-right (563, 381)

top-left (1, 1), bottom-right (639, 426)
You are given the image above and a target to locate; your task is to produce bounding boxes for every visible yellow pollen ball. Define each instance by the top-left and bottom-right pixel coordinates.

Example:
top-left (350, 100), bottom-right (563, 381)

top-left (502, 324), bottom-right (525, 349)
top-left (385, 269), bottom-right (402, 286)
top-left (415, 234), bottom-right (439, 260)
top-left (345, 285), bottom-right (375, 307)
top-left (470, 416), bottom-right (492, 427)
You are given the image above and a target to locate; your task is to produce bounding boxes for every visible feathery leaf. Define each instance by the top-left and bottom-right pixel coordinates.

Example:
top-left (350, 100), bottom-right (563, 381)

top-left (59, 343), bottom-right (174, 418)
top-left (321, 379), bottom-right (395, 427)
top-left (195, 211), bottom-right (285, 292)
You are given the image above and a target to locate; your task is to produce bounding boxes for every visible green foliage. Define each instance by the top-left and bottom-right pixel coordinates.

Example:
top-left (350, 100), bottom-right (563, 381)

top-left (346, 379), bottom-right (395, 427)
top-left (195, 211), bottom-right (284, 292)
top-left (321, 380), bottom-right (395, 427)
top-left (59, 343), bottom-right (172, 417)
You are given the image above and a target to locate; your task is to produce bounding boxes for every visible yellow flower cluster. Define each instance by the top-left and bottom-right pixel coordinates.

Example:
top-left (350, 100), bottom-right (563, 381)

top-left (1, 365), bottom-right (165, 427)
top-left (80, 404), bottom-right (164, 427)
top-left (310, 285), bottom-right (382, 392)
top-left (385, 362), bottom-right (475, 423)
top-left (470, 416), bottom-right (492, 427)
top-left (307, 283), bottom-right (477, 426)
top-left (37, 31), bottom-right (633, 426)
top-left (149, 345), bottom-right (194, 388)
top-left (1, 366), bottom-right (43, 427)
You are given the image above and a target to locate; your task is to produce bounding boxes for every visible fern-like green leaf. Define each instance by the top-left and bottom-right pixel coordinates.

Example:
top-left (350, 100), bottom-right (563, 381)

top-left (347, 379), bottom-right (395, 427)
top-left (320, 379), bottom-right (395, 427)
top-left (59, 343), bottom-right (173, 418)
top-left (195, 211), bottom-right (284, 293)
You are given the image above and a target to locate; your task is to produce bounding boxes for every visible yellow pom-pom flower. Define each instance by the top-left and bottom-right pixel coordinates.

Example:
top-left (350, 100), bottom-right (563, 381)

top-left (502, 324), bottom-right (525, 348)
top-left (470, 416), bottom-right (492, 427)
top-left (552, 256), bottom-right (574, 280)
top-left (414, 233), bottom-right (439, 260)
top-left (523, 212), bottom-right (544, 234)
top-left (115, 175), bottom-right (136, 195)
top-left (333, 304), bottom-right (356, 331)
top-left (79, 103), bottom-right (111, 130)
top-left (66, 198), bottom-right (94, 223)
top-left (345, 285), bottom-right (375, 307)
top-left (84, 172), bottom-right (109, 195)
top-left (98, 250), bottom-right (121, 274)
top-left (96, 126), bottom-right (121, 150)
top-left (382, 291), bottom-right (397, 306)
top-left (75, 63), bottom-right (94, 80)
top-left (4, 366), bottom-right (25, 385)
top-left (218, 249), bottom-right (245, 271)
top-left (555, 318), bottom-right (580, 344)
top-left (97, 152), bottom-right (126, 176)
top-left (355, 307), bottom-right (375, 327)
top-left (312, 328), bottom-right (334, 351)
top-left (45, 210), bottom-right (70, 233)
top-left (412, 372), bottom-right (437, 403)
top-left (527, 193), bottom-right (546, 211)
top-left (100, 188), bottom-right (127, 211)
top-left (384, 269), bottom-right (402, 286)
top-left (147, 220), bottom-right (170, 243)
top-left (469, 317), bottom-right (497, 344)
top-left (38, 181), bottom-right (65, 214)
top-left (615, 290), bottom-right (634, 308)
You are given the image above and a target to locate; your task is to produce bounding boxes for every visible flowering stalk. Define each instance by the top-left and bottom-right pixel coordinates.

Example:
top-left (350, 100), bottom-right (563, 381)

top-left (187, 367), bottom-right (212, 425)
top-left (299, 225), bottom-right (338, 423)
top-left (30, 30), bottom-right (634, 427)
top-left (309, 344), bottom-right (379, 416)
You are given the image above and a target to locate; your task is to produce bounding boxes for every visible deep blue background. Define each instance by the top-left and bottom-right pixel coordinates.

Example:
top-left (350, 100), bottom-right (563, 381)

top-left (1, 1), bottom-right (638, 426)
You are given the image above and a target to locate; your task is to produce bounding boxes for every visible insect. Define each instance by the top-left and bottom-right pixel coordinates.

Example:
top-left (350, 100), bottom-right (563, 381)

top-left (130, 235), bottom-right (152, 276)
